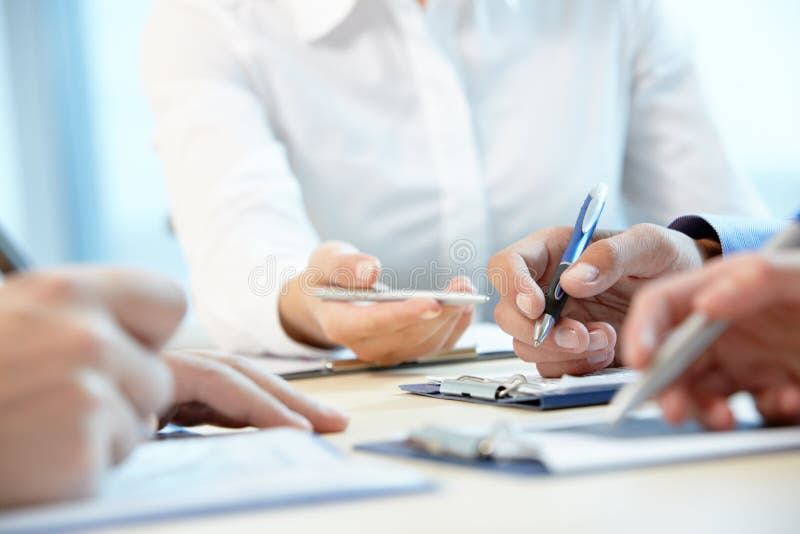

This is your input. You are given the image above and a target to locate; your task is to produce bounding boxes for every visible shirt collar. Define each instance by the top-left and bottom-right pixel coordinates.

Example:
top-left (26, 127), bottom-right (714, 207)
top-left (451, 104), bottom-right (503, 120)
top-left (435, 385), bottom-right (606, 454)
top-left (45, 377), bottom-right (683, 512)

top-left (281, 0), bottom-right (359, 42)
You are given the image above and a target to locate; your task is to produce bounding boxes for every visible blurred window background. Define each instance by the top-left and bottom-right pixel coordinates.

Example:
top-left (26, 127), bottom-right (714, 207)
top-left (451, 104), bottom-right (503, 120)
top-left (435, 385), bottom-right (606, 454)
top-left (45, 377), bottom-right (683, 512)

top-left (0, 0), bottom-right (798, 282)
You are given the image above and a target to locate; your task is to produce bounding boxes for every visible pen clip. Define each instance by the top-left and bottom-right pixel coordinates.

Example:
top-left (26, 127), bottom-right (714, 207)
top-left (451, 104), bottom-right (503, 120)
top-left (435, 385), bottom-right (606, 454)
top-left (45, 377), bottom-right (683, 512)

top-left (581, 183), bottom-right (608, 233)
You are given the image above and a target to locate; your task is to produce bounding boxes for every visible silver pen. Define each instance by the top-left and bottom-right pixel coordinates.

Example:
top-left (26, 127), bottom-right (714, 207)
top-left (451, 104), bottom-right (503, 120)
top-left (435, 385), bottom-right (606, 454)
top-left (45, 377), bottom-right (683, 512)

top-left (608, 214), bottom-right (800, 426)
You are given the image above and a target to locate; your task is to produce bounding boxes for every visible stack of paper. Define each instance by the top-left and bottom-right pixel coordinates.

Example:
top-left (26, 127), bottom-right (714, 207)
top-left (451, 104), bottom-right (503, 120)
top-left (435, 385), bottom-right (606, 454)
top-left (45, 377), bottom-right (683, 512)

top-left (0, 429), bottom-right (432, 533)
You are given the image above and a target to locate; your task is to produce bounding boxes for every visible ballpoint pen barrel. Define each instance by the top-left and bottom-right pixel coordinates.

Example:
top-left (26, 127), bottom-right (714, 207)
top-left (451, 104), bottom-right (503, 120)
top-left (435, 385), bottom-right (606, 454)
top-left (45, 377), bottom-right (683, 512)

top-left (543, 263), bottom-right (572, 319)
top-left (533, 183), bottom-right (608, 346)
top-left (609, 314), bottom-right (728, 425)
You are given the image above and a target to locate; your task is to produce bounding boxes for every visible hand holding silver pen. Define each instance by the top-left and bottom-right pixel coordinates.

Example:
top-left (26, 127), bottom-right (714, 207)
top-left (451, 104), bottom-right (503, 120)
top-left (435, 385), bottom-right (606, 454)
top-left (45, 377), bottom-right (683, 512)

top-left (611, 217), bottom-right (800, 429)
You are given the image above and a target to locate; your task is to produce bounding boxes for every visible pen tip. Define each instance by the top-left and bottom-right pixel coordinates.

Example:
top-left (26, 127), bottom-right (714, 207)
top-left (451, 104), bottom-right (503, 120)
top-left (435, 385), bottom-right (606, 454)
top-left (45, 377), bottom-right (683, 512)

top-left (532, 314), bottom-right (555, 347)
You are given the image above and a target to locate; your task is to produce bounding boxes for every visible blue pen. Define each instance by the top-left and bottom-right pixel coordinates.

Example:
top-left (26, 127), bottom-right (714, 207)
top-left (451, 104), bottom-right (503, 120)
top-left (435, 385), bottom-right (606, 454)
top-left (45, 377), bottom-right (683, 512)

top-left (533, 183), bottom-right (609, 347)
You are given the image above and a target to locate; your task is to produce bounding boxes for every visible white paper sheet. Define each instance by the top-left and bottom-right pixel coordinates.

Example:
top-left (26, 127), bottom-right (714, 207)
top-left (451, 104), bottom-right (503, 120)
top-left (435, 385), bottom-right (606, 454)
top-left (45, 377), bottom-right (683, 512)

top-left (506, 397), bottom-right (800, 473)
top-left (0, 429), bottom-right (431, 533)
top-left (524, 416), bottom-right (800, 474)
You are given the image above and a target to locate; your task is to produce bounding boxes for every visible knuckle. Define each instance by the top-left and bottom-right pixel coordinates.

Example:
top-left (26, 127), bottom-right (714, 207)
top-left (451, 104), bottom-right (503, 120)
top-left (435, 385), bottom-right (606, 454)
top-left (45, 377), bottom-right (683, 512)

top-left (739, 255), bottom-right (773, 286)
top-left (63, 372), bottom-right (108, 414)
top-left (31, 273), bottom-right (81, 304)
top-left (631, 222), bottom-right (662, 236)
top-left (540, 226), bottom-right (569, 241)
top-left (594, 239), bottom-right (619, 264)
top-left (66, 324), bottom-right (109, 366)
top-left (633, 223), bottom-right (679, 257)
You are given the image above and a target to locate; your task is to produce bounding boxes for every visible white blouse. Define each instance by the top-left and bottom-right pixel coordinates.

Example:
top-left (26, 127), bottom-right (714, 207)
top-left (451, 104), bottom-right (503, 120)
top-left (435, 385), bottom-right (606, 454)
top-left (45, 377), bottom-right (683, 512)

top-left (143, 0), bottom-right (766, 356)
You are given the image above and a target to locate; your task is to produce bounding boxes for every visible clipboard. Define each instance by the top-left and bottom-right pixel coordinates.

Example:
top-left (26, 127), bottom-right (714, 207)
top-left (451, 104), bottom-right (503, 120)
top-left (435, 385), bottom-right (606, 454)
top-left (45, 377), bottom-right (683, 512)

top-left (279, 348), bottom-right (516, 380)
top-left (268, 322), bottom-right (520, 380)
top-left (175, 323), bottom-right (519, 380)
top-left (399, 368), bottom-right (637, 410)
top-left (356, 417), bottom-right (800, 476)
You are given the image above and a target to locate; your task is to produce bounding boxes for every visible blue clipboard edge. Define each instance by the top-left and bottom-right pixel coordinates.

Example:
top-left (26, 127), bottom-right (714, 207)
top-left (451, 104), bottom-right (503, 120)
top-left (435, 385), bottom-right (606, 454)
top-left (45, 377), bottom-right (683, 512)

top-left (399, 383), bottom-right (620, 410)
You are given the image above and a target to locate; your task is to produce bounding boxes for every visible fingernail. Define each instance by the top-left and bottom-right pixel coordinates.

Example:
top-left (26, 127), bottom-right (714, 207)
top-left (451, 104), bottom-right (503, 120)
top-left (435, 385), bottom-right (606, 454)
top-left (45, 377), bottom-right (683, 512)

top-left (554, 327), bottom-right (579, 349)
top-left (588, 329), bottom-right (608, 351)
top-left (565, 263), bottom-right (599, 283)
top-left (325, 405), bottom-right (350, 421)
top-left (355, 261), bottom-right (378, 282)
top-left (516, 293), bottom-right (534, 318)
top-left (421, 308), bottom-right (442, 320)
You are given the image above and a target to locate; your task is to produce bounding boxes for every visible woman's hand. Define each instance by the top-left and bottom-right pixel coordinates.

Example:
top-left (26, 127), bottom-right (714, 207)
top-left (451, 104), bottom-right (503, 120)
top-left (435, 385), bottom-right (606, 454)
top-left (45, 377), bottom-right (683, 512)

top-left (278, 242), bottom-right (474, 364)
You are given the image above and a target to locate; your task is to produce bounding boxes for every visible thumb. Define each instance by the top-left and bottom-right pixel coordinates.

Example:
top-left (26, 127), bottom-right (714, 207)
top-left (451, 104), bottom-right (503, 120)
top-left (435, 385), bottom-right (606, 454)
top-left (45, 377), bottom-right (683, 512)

top-left (560, 224), bottom-right (695, 298)
top-left (306, 241), bottom-right (381, 289)
top-left (446, 275), bottom-right (476, 294)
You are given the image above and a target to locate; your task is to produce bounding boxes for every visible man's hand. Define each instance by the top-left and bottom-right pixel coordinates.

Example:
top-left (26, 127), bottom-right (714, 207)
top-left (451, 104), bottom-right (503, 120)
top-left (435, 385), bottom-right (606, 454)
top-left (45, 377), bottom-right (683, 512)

top-left (161, 350), bottom-right (349, 433)
top-left (0, 269), bottom-right (185, 507)
top-left (278, 242), bottom-right (474, 364)
top-left (488, 224), bottom-right (710, 377)
top-left (622, 252), bottom-right (800, 430)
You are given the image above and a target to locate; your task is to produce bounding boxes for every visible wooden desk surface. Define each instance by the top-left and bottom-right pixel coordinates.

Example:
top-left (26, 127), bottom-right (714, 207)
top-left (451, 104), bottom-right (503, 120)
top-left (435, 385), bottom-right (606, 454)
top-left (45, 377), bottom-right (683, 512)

top-left (110, 359), bottom-right (800, 534)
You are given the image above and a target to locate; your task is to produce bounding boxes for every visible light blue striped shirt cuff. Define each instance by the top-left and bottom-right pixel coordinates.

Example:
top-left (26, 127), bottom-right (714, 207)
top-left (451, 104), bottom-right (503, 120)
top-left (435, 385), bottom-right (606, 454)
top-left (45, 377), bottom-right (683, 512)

top-left (668, 214), bottom-right (788, 255)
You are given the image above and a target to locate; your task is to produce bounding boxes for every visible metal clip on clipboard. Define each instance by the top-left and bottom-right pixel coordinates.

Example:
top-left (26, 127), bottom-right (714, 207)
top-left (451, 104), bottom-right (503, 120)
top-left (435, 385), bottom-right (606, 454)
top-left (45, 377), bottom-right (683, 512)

top-left (404, 369), bottom-right (634, 411)
top-left (406, 423), bottom-right (539, 463)
top-left (438, 374), bottom-right (544, 401)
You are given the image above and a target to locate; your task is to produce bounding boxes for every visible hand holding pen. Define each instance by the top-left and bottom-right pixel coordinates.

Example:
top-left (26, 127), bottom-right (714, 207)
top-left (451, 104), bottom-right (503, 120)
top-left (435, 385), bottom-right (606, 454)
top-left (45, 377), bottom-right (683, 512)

top-left (489, 186), bottom-right (718, 378)
top-left (614, 215), bottom-right (800, 430)
top-left (533, 184), bottom-right (609, 346)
